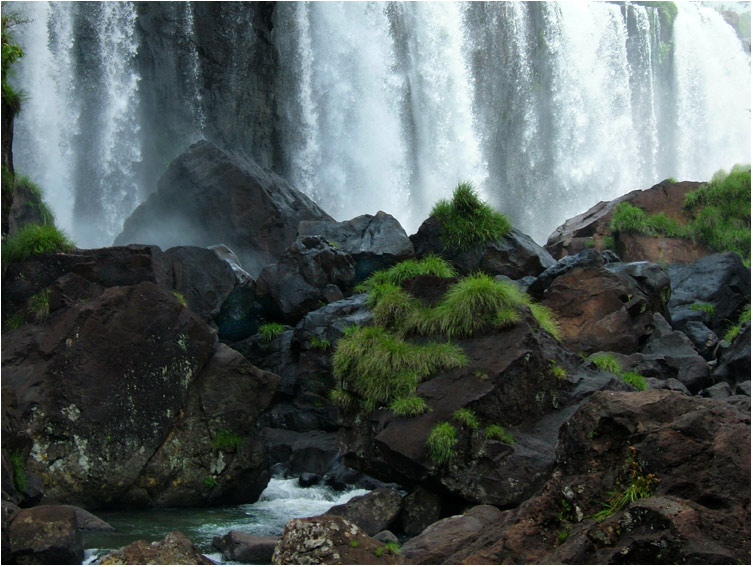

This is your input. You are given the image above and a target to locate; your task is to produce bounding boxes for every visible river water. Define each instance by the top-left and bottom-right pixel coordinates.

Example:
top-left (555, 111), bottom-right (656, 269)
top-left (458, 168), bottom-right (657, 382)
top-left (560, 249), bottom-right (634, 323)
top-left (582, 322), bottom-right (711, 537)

top-left (82, 477), bottom-right (369, 564)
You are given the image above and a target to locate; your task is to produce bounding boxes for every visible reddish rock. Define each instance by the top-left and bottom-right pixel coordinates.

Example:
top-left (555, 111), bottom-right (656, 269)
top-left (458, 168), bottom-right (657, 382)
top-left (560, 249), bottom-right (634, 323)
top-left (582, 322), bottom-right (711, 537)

top-left (212, 530), bottom-right (278, 563)
top-left (98, 531), bottom-right (213, 565)
top-left (545, 179), bottom-right (709, 262)
top-left (8, 505), bottom-right (83, 564)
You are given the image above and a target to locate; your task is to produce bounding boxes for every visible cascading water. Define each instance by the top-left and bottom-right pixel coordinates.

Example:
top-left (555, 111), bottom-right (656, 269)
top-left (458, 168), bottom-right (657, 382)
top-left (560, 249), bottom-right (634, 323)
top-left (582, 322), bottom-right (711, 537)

top-left (8, 1), bottom-right (750, 248)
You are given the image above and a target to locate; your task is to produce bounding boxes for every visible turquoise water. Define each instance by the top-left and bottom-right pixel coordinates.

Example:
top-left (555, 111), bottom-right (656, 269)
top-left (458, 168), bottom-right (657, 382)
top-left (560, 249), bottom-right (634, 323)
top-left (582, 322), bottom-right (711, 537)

top-left (83, 477), bottom-right (369, 564)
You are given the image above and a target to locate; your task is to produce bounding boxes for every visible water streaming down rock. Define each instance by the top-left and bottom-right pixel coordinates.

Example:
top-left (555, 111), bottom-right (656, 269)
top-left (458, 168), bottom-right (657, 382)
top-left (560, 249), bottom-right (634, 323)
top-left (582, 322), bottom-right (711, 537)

top-left (9, 1), bottom-right (750, 248)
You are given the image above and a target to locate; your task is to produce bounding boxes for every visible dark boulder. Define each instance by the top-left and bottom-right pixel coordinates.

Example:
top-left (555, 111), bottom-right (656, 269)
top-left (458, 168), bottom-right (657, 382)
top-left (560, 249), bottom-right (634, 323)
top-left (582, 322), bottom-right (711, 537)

top-left (272, 515), bottom-right (407, 565)
top-left (98, 531), bottom-right (213, 565)
top-left (666, 252), bottom-right (750, 342)
top-left (411, 217), bottom-right (554, 278)
top-left (298, 211), bottom-right (415, 283)
top-left (8, 505), bottom-right (83, 565)
top-left (212, 531), bottom-right (278, 564)
top-left (164, 245), bottom-right (237, 320)
top-left (527, 248), bottom-right (608, 299)
top-left (256, 236), bottom-right (356, 325)
top-left (714, 322), bottom-right (751, 389)
top-left (209, 244), bottom-right (253, 285)
top-left (115, 140), bottom-right (332, 276)
top-left (262, 428), bottom-right (339, 477)
top-left (397, 486), bottom-right (443, 537)
top-left (326, 488), bottom-right (403, 536)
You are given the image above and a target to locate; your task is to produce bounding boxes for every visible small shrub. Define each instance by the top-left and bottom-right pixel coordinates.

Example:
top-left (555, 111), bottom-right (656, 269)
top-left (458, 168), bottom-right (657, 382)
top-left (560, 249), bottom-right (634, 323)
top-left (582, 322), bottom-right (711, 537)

top-left (384, 542), bottom-right (401, 554)
top-left (557, 529), bottom-right (569, 543)
top-left (426, 421), bottom-right (457, 464)
top-left (589, 353), bottom-right (621, 375)
top-left (258, 322), bottom-right (285, 344)
top-left (584, 238), bottom-right (596, 249)
top-left (549, 361), bottom-right (567, 381)
top-left (621, 371), bottom-right (648, 391)
top-left (724, 304), bottom-right (751, 342)
top-left (9, 450), bottom-right (26, 492)
top-left (2, 223), bottom-right (74, 265)
top-left (485, 424), bottom-right (515, 444)
top-left (28, 288), bottom-right (50, 322)
top-left (204, 476), bottom-right (218, 488)
top-left (389, 395), bottom-right (429, 416)
top-left (431, 182), bottom-right (511, 250)
top-left (357, 254), bottom-right (456, 292)
top-left (452, 407), bottom-right (480, 429)
top-left (333, 325), bottom-right (466, 409)
top-left (602, 235), bottom-right (615, 250)
top-left (610, 202), bottom-right (689, 238)
top-left (593, 446), bottom-right (659, 520)
top-left (211, 430), bottom-right (243, 451)
top-left (369, 282), bottom-right (417, 331)
top-left (375, 546), bottom-right (384, 557)
top-left (170, 290), bottom-right (187, 306)
top-left (310, 336), bottom-right (331, 350)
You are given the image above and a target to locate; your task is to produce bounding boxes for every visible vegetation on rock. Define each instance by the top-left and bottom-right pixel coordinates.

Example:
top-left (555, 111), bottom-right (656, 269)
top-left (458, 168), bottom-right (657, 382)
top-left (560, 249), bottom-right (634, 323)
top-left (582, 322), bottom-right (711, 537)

top-left (426, 421), bottom-right (457, 464)
top-left (211, 430), bottom-right (244, 451)
top-left (485, 424), bottom-right (515, 444)
top-left (170, 290), bottom-right (187, 306)
top-left (610, 165), bottom-right (751, 262)
top-left (431, 182), bottom-right (511, 250)
top-left (452, 407), bottom-right (480, 430)
top-left (389, 395), bottom-right (429, 417)
top-left (2, 223), bottom-right (74, 265)
top-left (593, 446), bottom-right (659, 521)
top-left (356, 253), bottom-right (455, 292)
top-left (589, 353), bottom-right (647, 391)
top-left (1, 13), bottom-right (25, 117)
top-left (258, 322), bottom-right (285, 345)
top-left (724, 304), bottom-right (751, 342)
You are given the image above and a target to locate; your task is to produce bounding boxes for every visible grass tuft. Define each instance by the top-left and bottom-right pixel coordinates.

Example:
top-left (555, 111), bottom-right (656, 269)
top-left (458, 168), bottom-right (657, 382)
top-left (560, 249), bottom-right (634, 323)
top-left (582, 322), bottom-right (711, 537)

top-left (452, 407), bottom-right (480, 429)
top-left (356, 254), bottom-right (456, 292)
top-left (258, 322), bottom-right (285, 345)
top-left (485, 424), bottom-right (515, 444)
top-left (426, 421), bottom-right (457, 464)
top-left (211, 430), bottom-right (243, 451)
top-left (689, 302), bottom-right (715, 317)
top-left (621, 371), bottom-right (648, 391)
top-left (171, 290), bottom-right (187, 306)
top-left (2, 223), bottom-right (74, 265)
top-left (724, 304), bottom-right (751, 342)
top-left (28, 288), bottom-right (50, 322)
top-left (389, 395), bottom-right (429, 416)
top-left (431, 182), bottom-right (511, 250)
top-left (589, 353), bottom-right (622, 375)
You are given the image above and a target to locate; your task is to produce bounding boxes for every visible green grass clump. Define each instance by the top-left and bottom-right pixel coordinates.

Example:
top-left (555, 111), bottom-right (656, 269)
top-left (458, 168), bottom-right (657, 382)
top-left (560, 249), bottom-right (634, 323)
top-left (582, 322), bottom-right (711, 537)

top-left (329, 388), bottom-right (360, 412)
top-left (549, 361), bottom-right (567, 381)
top-left (310, 336), bottom-right (331, 350)
top-left (528, 303), bottom-right (562, 341)
top-left (610, 202), bottom-right (690, 238)
top-left (621, 371), bottom-right (648, 391)
top-left (170, 290), bottom-right (187, 306)
top-left (389, 395), bottom-right (429, 416)
top-left (2, 223), bottom-right (74, 265)
top-left (369, 282), bottom-right (418, 331)
top-left (384, 542), bottom-right (401, 554)
top-left (426, 421), bottom-right (457, 464)
top-left (452, 407), bottom-right (480, 429)
top-left (5, 310), bottom-right (25, 329)
top-left (689, 302), bottom-right (715, 317)
top-left (724, 304), bottom-right (751, 342)
top-left (589, 353), bottom-right (622, 375)
top-left (333, 325), bottom-right (466, 409)
top-left (431, 182), bottom-right (511, 250)
top-left (16, 175), bottom-right (55, 226)
top-left (2, 14), bottom-right (26, 118)
top-left (28, 288), bottom-right (50, 322)
top-left (357, 254), bottom-right (456, 292)
top-left (593, 446), bottom-right (658, 520)
top-left (211, 430), bottom-right (243, 451)
top-left (485, 424), bottom-right (515, 444)
top-left (258, 322), bottom-right (285, 345)
top-left (204, 475), bottom-right (218, 488)
top-left (602, 235), bottom-right (615, 250)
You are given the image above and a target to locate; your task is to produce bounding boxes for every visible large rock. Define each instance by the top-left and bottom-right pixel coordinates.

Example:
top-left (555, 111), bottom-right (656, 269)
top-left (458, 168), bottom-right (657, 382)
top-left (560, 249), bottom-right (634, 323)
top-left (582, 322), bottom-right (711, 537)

top-left (539, 258), bottom-right (671, 355)
top-left (262, 428), bottom-right (339, 477)
top-left (544, 179), bottom-right (709, 262)
top-left (8, 505), bottom-right (83, 564)
top-left (326, 488), bottom-right (403, 536)
top-left (714, 322), bottom-right (751, 389)
top-left (212, 531), bottom-right (278, 564)
top-left (411, 217), bottom-right (554, 278)
top-left (255, 236), bottom-right (355, 325)
top-left (98, 531), bottom-right (213, 565)
top-left (397, 486), bottom-right (443, 537)
top-left (272, 515), bottom-right (407, 565)
top-left (666, 252), bottom-right (751, 344)
top-left (298, 211), bottom-right (415, 283)
top-left (115, 140), bottom-right (332, 276)
top-left (445, 390), bottom-right (750, 565)
top-left (163, 246), bottom-right (237, 321)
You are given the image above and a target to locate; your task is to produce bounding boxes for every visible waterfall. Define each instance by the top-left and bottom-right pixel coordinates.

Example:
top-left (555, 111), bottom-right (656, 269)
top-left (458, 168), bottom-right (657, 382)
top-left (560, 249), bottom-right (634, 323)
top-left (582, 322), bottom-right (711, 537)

top-left (8, 2), bottom-right (751, 248)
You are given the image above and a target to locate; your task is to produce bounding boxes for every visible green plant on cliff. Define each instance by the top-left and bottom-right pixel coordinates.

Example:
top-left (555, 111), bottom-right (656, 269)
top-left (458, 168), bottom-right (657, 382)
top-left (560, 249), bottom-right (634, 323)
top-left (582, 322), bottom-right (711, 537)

top-left (452, 407), bottom-right (480, 430)
top-left (258, 322), bottom-right (285, 345)
top-left (170, 290), bottom-right (187, 306)
top-left (211, 430), bottom-right (243, 451)
top-left (689, 302), bottom-right (715, 317)
top-left (332, 325), bottom-right (466, 411)
top-left (594, 446), bottom-right (659, 521)
top-left (724, 304), bottom-right (751, 343)
top-left (589, 353), bottom-right (647, 392)
top-left (2, 13), bottom-right (26, 117)
top-left (485, 424), bottom-right (515, 444)
top-left (28, 288), bottom-right (50, 322)
top-left (610, 202), bottom-right (690, 239)
top-left (357, 253), bottom-right (456, 292)
top-left (426, 421), bottom-right (457, 464)
top-left (2, 223), bottom-right (74, 266)
top-left (431, 182), bottom-right (511, 250)
top-left (389, 395), bottom-right (429, 417)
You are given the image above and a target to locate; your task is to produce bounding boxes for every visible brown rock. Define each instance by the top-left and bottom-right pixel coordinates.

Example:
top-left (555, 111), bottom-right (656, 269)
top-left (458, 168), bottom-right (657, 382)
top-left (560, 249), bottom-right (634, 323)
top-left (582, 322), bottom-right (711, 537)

top-left (98, 531), bottom-right (213, 565)
top-left (212, 530), bottom-right (278, 563)
top-left (8, 505), bottom-right (83, 564)
top-left (272, 515), bottom-right (407, 565)
top-left (326, 488), bottom-right (403, 536)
